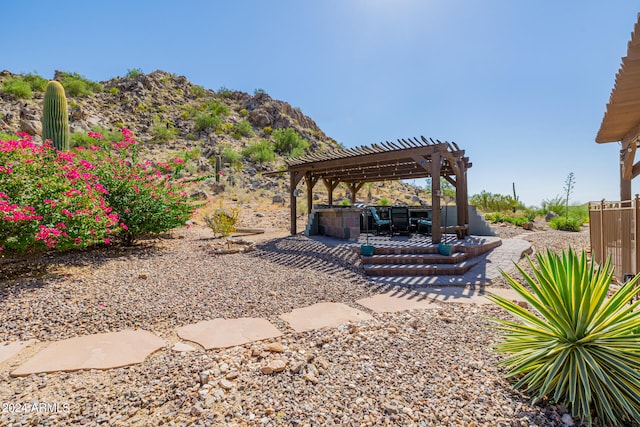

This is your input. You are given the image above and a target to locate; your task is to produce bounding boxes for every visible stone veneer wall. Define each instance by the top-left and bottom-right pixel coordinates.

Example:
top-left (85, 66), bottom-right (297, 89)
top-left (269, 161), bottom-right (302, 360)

top-left (316, 208), bottom-right (361, 241)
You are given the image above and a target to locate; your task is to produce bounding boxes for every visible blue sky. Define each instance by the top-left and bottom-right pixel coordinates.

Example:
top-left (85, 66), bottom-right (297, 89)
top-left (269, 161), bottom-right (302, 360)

top-left (2, 1), bottom-right (638, 206)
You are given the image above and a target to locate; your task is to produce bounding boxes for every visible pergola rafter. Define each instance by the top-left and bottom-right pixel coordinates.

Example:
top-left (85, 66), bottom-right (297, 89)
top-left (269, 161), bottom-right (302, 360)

top-left (270, 135), bottom-right (472, 243)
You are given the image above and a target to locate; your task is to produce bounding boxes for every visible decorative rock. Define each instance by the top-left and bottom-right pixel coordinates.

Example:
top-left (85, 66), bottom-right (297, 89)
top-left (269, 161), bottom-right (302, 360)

top-left (264, 342), bottom-right (285, 353)
top-left (219, 379), bottom-right (234, 390)
top-left (225, 371), bottom-right (239, 380)
top-left (138, 274), bottom-right (147, 280)
top-left (289, 360), bottom-right (305, 374)
top-left (261, 359), bottom-right (287, 374)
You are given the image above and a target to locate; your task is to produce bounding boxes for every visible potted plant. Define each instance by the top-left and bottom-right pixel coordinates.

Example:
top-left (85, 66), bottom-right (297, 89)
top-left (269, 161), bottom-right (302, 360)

top-left (361, 209), bottom-right (374, 256)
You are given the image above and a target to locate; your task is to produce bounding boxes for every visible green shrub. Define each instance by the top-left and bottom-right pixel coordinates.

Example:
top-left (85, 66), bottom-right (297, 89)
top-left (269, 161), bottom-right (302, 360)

top-left (126, 68), bottom-right (143, 79)
top-left (239, 108), bottom-right (249, 117)
top-left (221, 146), bottom-right (242, 165)
top-left (217, 86), bottom-right (233, 98)
top-left (488, 249), bottom-right (640, 426)
top-left (190, 85), bottom-right (206, 98)
top-left (108, 87), bottom-right (119, 95)
top-left (263, 126), bottom-right (272, 135)
top-left (58, 72), bottom-right (103, 97)
top-left (0, 131), bottom-right (15, 141)
top-left (150, 116), bottom-right (178, 142)
top-left (378, 197), bottom-right (390, 206)
top-left (233, 119), bottom-right (253, 137)
top-left (549, 216), bottom-right (583, 232)
top-left (194, 113), bottom-right (222, 131)
top-left (1, 77), bottom-right (33, 99)
top-left (241, 139), bottom-right (275, 164)
top-left (340, 199), bottom-right (351, 206)
top-left (204, 208), bottom-right (239, 239)
top-left (23, 73), bottom-right (48, 92)
top-left (542, 196), bottom-right (565, 216)
top-left (71, 126), bottom-right (123, 148)
top-left (272, 127), bottom-right (309, 157)
top-left (254, 88), bottom-right (266, 95)
top-left (470, 191), bottom-right (523, 212)
top-left (206, 99), bottom-right (229, 116)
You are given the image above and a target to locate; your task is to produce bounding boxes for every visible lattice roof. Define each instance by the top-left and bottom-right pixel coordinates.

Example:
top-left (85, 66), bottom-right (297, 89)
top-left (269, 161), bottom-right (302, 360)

top-left (282, 136), bottom-right (471, 183)
top-left (597, 14), bottom-right (640, 143)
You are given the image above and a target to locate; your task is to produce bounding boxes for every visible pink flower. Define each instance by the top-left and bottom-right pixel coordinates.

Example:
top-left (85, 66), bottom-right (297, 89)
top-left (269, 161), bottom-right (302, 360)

top-left (217, 171), bottom-right (223, 176)
top-left (104, 239), bottom-right (111, 245)
top-left (87, 131), bottom-right (104, 140)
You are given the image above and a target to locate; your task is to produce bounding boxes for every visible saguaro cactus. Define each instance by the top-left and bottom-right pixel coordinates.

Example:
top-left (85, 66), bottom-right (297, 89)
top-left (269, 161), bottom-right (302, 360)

top-left (42, 81), bottom-right (70, 151)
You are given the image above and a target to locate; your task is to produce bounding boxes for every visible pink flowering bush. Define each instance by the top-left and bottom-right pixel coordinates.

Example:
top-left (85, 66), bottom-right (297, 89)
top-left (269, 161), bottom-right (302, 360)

top-left (74, 129), bottom-right (196, 245)
top-left (0, 129), bottom-right (196, 253)
top-left (0, 133), bottom-right (119, 252)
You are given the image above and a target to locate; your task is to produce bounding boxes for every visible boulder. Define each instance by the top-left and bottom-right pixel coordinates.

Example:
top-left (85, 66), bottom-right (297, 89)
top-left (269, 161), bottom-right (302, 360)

top-left (545, 211), bottom-right (559, 222)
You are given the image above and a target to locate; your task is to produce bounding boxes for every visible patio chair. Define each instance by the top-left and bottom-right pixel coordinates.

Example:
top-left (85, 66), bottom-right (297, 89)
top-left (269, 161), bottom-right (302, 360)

top-left (390, 206), bottom-right (410, 235)
top-left (414, 218), bottom-right (432, 235)
top-left (368, 206), bottom-right (391, 234)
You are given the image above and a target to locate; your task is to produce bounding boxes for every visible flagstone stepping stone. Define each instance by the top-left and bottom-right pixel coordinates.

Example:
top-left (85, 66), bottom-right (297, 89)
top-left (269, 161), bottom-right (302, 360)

top-left (11, 330), bottom-right (165, 377)
top-left (0, 339), bottom-right (37, 364)
top-left (412, 286), bottom-right (525, 305)
top-left (356, 293), bottom-right (440, 313)
top-left (280, 302), bottom-right (374, 333)
top-left (176, 318), bottom-right (282, 350)
top-left (172, 342), bottom-right (197, 352)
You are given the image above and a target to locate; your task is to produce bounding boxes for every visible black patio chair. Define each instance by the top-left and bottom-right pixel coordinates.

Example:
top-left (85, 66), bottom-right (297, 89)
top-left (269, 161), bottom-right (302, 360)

top-left (390, 206), bottom-right (410, 235)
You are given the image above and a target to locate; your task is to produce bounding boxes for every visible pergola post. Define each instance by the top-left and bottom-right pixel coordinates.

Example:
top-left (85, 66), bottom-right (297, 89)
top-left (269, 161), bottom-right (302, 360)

top-left (290, 171), bottom-right (297, 235)
top-left (305, 172), bottom-right (317, 216)
top-left (323, 178), bottom-right (339, 206)
top-left (456, 158), bottom-right (469, 236)
top-left (348, 182), bottom-right (364, 205)
top-left (431, 152), bottom-right (442, 243)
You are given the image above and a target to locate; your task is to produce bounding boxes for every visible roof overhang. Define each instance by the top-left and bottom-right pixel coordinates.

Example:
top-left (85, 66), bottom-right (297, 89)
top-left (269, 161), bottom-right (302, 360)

top-left (596, 14), bottom-right (640, 143)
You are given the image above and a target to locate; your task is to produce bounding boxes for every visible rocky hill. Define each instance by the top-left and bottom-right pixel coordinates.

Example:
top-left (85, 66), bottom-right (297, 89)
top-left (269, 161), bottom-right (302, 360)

top-left (0, 69), bottom-right (426, 230)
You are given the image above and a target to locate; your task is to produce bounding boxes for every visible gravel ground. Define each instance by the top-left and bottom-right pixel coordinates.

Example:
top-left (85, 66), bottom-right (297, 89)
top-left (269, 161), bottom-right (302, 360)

top-left (0, 224), bottom-right (610, 426)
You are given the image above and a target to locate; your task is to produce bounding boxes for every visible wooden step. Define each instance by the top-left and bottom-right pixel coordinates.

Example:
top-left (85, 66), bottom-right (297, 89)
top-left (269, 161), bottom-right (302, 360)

top-left (363, 258), bottom-right (481, 276)
top-left (361, 252), bottom-right (468, 265)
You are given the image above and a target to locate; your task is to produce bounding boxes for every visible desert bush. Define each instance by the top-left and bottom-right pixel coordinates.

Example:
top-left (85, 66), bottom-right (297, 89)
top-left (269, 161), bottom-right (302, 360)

top-left (204, 207), bottom-right (239, 239)
top-left (378, 197), bottom-right (390, 206)
top-left (241, 139), bottom-right (275, 164)
top-left (22, 73), bottom-right (48, 92)
top-left (233, 119), bottom-right (253, 137)
top-left (126, 68), bottom-right (143, 79)
top-left (272, 127), bottom-right (309, 157)
top-left (488, 249), bottom-right (640, 426)
top-left (221, 146), bottom-right (242, 165)
top-left (1, 77), bottom-right (33, 99)
top-left (206, 99), bottom-right (229, 116)
top-left (150, 116), bottom-right (178, 142)
top-left (194, 112), bottom-right (222, 131)
top-left (217, 86), bottom-right (233, 98)
top-left (57, 72), bottom-right (103, 97)
top-left (470, 191), bottom-right (523, 212)
top-left (340, 199), bottom-right (351, 206)
top-left (549, 216), bottom-right (583, 232)
top-left (190, 84), bottom-right (206, 98)
top-left (542, 195), bottom-right (565, 217)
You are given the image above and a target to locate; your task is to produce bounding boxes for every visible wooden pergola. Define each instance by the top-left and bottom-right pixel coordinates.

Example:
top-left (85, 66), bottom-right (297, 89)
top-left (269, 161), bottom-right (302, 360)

top-left (277, 136), bottom-right (472, 244)
top-left (596, 14), bottom-right (640, 200)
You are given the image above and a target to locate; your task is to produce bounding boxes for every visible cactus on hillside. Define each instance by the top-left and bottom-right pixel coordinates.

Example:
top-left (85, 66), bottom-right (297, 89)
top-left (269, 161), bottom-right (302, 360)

top-left (42, 81), bottom-right (70, 151)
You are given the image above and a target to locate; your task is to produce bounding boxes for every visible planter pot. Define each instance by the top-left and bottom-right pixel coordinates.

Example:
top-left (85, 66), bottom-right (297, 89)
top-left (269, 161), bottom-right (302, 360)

top-left (361, 244), bottom-right (375, 256)
top-left (438, 243), bottom-right (453, 256)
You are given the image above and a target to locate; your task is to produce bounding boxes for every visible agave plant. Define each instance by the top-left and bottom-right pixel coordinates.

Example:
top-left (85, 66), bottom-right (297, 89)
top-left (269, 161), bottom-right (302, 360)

top-left (488, 248), bottom-right (640, 426)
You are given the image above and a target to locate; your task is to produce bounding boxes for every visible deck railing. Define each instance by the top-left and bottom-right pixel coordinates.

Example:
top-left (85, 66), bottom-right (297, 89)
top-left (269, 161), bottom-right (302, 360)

top-left (589, 195), bottom-right (640, 280)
